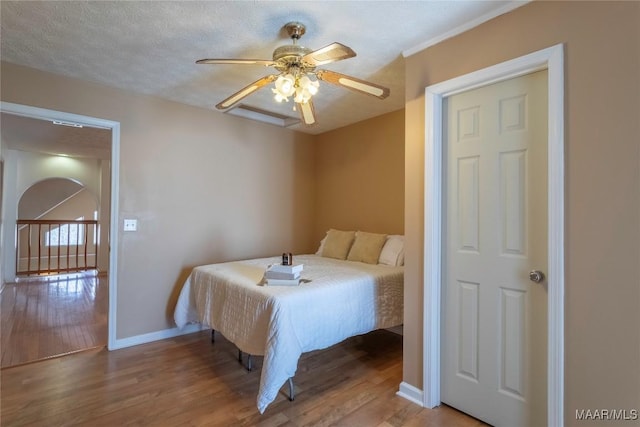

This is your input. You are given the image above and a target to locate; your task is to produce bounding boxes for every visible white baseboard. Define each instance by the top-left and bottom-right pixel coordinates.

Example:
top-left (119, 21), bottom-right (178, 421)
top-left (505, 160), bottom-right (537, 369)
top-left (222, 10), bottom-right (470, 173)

top-left (109, 323), bottom-right (204, 350)
top-left (397, 381), bottom-right (425, 407)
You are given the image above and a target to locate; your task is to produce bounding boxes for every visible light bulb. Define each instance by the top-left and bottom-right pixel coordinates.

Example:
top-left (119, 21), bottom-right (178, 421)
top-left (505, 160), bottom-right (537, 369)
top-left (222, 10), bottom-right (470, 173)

top-left (273, 73), bottom-right (319, 105)
top-left (288, 75), bottom-right (318, 104)
top-left (273, 90), bottom-right (287, 103)
top-left (275, 74), bottom-right (296, 97)
top-left (299, 75), bottom-right (311, 87)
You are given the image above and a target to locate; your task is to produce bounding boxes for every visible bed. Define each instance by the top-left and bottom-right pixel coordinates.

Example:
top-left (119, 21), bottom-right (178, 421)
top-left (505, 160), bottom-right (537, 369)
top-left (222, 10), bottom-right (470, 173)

top-left (174, 231), bottom-right (404, 413)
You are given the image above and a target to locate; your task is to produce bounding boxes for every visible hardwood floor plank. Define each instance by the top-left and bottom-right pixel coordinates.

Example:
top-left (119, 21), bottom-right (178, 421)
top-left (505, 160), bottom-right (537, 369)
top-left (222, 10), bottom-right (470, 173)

top-left (0, 272), bottom-right (107, 368)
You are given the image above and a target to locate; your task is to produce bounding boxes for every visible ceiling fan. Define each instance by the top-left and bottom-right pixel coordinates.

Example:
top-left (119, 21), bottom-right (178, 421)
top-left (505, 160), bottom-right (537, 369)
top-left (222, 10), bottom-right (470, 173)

top-left (196, 22), bottom-right (390, 126)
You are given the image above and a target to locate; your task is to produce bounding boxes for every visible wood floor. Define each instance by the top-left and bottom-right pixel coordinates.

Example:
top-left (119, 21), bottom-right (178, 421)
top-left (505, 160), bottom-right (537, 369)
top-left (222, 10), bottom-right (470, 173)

top-left (0, 271), bottom-right (108, 368)
top-left (1, 329), bottom-right (486, 426)
top-left (0, 272), bottom-right (485, 426)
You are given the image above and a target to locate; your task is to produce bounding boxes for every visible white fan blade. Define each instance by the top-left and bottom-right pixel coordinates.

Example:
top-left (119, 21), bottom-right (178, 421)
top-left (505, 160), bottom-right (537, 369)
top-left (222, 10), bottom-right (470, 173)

top-left (316, 70), bottom-right (389, 99)
top-left (215, 75), bottom-right (278, 110)
top-left (296, 100), bottom-right (317, 126)
top-left (197, 58), bottom-right (276, 67)
top-left (301, 42), bottom-right (356, 66)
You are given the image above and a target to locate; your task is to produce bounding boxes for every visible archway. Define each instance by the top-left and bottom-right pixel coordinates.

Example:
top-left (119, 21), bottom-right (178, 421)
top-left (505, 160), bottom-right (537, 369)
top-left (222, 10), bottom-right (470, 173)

top-left (17, 177), bottom-right (99, 275)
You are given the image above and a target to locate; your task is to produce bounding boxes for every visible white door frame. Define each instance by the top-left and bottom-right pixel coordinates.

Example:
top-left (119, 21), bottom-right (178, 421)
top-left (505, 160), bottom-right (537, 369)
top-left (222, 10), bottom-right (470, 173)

top-left (0, 101), bottom-right (121, 351)
top-left (422, 44), bottom-right (564, 426)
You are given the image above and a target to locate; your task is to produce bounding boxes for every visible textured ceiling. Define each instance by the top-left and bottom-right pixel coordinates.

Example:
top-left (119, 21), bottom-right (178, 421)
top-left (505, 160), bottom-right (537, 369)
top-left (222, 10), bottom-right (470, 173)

top-left (1, 1), bottom-right (525, 135)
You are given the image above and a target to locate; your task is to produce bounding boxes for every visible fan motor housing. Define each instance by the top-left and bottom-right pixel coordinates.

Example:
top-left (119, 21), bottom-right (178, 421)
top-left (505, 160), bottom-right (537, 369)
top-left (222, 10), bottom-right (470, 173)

top-left (272, 22), bottom-right (316, 71)
top-left (273, 44), bottom-right (312, 62)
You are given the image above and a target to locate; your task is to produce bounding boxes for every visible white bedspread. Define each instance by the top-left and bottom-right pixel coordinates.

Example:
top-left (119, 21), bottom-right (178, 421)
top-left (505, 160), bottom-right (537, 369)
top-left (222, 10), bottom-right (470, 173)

top-left (174, 254), bottom-right (403, 413)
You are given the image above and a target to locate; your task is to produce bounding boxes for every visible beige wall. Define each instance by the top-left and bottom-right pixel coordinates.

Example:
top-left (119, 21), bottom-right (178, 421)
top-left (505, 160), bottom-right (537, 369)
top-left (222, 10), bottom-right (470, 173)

top-left (313, 109), bottom-right (405, 243)
top-left (404, 1), bottom-right (640, 423)
top-left (1, 61), bottom-right (317, 338)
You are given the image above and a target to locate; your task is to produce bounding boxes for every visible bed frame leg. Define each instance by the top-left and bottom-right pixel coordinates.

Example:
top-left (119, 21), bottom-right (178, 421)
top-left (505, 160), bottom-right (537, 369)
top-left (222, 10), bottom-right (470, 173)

top-left (288, 377), bottom-right (295, 401)
top-left (211, 329), bottom-right (215, 343)
top-left (237, 349), bottom-right (253, 372)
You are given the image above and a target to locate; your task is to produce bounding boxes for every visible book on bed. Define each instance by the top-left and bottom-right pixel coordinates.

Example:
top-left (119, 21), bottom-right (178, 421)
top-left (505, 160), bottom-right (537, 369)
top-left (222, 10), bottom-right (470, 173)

top-left (267, 263), bottom-right (303, 274)
top-left (265, 277), bottom-right (300, 286)
top-left (265, 269), bottom-right (300, 280)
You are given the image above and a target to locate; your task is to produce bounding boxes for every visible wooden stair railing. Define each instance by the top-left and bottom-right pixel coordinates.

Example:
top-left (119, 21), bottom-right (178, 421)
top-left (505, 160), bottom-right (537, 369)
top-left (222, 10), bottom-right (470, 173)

top-left (16, 219), bottom-right (98, 276)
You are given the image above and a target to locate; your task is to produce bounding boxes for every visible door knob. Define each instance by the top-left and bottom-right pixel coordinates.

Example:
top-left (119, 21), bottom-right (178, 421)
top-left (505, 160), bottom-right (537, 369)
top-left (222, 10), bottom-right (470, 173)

top-left (529, 270), bottom-right (545, 283)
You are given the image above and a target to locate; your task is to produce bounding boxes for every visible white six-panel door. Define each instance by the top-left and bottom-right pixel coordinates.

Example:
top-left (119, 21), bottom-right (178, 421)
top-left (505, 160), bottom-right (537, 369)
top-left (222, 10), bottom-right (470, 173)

top-left (442, 70), bottom-right (548, 426)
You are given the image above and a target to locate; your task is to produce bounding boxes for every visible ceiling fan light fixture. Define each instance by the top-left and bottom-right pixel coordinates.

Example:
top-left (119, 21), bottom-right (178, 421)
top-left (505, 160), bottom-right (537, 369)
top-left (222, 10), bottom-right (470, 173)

top-left (198, 21), bottom-right (389, 125)
top-left (272, 73), bottom-right (319, 104)
top-left (293, 76), bottom-right (318, 104)
top-left (299, 75), bottom-right (319, 95)
top-left (274, 74), bottom-right (296, 98)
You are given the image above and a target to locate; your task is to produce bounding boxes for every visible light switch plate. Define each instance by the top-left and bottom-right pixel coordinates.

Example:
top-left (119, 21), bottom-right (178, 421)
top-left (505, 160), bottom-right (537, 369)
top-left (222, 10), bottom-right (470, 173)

top-left (123, 219), bottom-right (137, 232)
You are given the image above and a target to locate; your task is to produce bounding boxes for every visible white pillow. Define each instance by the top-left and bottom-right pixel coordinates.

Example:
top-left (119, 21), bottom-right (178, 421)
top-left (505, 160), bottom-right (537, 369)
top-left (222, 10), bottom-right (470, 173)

top-left (378, 235), bottom-right (405, 266)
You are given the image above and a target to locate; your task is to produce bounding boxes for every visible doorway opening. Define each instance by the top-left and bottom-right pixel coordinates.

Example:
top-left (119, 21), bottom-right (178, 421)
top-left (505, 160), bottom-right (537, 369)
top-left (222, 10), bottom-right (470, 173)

top-left (0, 102), bottom-right (120, 361)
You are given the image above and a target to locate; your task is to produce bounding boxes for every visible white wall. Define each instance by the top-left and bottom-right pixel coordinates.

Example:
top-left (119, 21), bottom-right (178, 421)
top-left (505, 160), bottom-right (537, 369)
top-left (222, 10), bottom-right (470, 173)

top-left (2, 150), bottom-right (18, 282)
top-left (15, 151), bottom-right (100, 198)
top-left (98, 159), bottom-right (110, 272)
